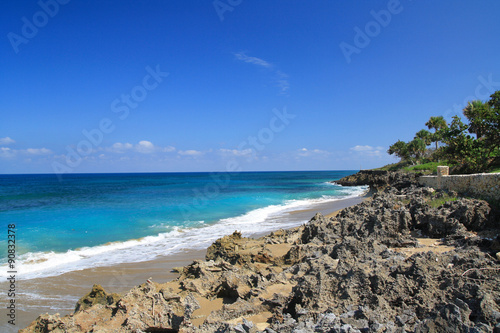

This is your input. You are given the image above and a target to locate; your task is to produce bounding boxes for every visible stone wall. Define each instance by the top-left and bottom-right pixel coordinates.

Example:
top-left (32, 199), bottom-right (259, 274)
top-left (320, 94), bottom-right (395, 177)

top-left (419, 172), bottom-right (500, 200)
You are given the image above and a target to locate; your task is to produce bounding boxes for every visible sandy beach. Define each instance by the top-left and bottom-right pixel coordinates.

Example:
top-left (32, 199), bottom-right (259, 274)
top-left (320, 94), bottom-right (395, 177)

top-left (7, 194), bottom-right (367, 330)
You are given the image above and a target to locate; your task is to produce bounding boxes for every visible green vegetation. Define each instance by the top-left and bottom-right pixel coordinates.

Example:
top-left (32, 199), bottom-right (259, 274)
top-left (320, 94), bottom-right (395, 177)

top-left (427, 192), bottom-right (458, 208)
top-left (388, 90), bottom-right (500, 174)
top-left (375, 161), bottom-right (409, 172)
top-left (427, 192), bottom-right (459, 208)
top-left (425, 116), bottom-right (447, 150)
top-left (403, 161), bottom-right (454, 173)
top-left (376, 160), bottom-right (455, 174)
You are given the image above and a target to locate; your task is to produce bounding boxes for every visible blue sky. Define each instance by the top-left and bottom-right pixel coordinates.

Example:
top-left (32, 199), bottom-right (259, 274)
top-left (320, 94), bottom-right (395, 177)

top-left (1, 1), bottom-right (500, 174)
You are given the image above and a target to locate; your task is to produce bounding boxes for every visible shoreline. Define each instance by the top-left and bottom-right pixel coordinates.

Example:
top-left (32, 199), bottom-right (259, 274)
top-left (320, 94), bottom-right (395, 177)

top-left (2, 185), bottom-right (369, 282)
top-left (2, 249), bottom-right (206, 331)
top-left (18, 170), bottom-right (500, 332)
top-left (9, 193), bottom-right (368, 330)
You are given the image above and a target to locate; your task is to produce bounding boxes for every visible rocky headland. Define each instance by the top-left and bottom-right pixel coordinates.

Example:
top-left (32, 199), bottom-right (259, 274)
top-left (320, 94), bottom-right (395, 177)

top-left (20, 171), bottom-right (500, 332)
top-left (334, 170), bottom-right (421, 191)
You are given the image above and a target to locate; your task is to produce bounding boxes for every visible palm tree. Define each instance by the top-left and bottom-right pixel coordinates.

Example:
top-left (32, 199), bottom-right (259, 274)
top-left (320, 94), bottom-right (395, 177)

top-left (425, 116), bottom-right (448, 150)
top-left (415, 129), bottom-right (432, 146)
top-left (463, 100), bottom-right (492, 139)
top-left (408, 138), bottom-right (426, 163)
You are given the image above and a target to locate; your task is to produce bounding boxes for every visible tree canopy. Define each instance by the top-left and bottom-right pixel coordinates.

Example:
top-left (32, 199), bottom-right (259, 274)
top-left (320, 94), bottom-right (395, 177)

top-left (387, 90), bottom-right (500, 173)
top-left (425, 116), bottom-right (447, 150)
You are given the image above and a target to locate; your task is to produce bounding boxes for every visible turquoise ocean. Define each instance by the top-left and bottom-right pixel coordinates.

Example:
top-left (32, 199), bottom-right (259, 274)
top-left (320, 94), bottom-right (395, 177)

top-left (0, 171), bottom-right (366, 280)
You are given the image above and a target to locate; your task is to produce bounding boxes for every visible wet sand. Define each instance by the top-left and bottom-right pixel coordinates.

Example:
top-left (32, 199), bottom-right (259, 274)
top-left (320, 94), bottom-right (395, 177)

top-left (1, 249), bottom-right (206, 330)
top-left (6, 194), bottom-right (368, 330)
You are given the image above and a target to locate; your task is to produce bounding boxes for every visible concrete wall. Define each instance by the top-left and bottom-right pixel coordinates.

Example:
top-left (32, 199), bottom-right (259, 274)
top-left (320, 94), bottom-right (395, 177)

top-left (419, 172), bottom-right (500, 200)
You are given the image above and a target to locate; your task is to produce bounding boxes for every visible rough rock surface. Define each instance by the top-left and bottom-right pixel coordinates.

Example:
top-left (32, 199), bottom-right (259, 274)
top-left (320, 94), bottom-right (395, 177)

top-left (20, 172), bottom-right (500, 333)
top-left (74, 284), bottom-right (121, 313)
top-left (335, 170), bottom-right (421, 190)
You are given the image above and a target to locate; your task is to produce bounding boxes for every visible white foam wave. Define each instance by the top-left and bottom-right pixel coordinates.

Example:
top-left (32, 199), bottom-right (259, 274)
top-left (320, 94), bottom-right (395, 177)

top-left (0, 185), bottom-right (367, 280)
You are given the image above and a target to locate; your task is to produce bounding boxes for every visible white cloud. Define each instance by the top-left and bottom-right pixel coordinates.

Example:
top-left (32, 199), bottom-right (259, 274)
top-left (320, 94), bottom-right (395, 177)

top-left (297, 148), bottom-right (330, 157)
top-left (0, 146), bottom-right (53, 159)
top-left (0, 147), bottom-right (15, 158)
top-left (297, 148), bottom-right (309, 157)
top-left (178, 149), bottom-right (204, 156)
top-left (107, 141), bottom-right (175, 154)
top-left (277, 79), bottom-right (290, 94)
top-left (0, 137), bottom-right (15, 145)
top-left (234, 52), bottom-right (273, 68)
top-left (219, 148), bottom-right (253, 157)
top-left (110, 142), bottom-right (134, 153)
top-left (24, 148), bottom-right (52, 155)
top-left (161, 146), bottom-right (176, 153)
top-left (276, 71), bottom-right (290, 94)
top-left (350, 145), bottom-right (386, 157)
top-left (135, 140), bottom-right (155, 154)
top-left (351, 145), bottom-right (372, 152)
top-left (234, 52), bottom-right (290, 95)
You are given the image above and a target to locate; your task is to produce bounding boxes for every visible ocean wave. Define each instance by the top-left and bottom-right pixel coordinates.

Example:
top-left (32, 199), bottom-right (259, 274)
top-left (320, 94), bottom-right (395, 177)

top-left (0, 185), bottom-right (367, 280)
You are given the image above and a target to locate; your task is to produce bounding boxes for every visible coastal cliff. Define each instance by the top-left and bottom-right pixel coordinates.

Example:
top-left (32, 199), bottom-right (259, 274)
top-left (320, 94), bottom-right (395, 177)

top-left (20, 172), bottom-right (500, 332)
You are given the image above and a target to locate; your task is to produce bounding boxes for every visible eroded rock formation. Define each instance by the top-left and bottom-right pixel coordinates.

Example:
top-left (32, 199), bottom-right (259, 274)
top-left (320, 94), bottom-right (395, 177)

top-left (21, 175), bottom-right (500, 333)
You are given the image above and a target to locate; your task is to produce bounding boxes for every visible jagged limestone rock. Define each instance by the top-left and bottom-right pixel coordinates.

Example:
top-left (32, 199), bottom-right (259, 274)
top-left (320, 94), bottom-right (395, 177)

top-left (74, 284), bottom-right (120, 313)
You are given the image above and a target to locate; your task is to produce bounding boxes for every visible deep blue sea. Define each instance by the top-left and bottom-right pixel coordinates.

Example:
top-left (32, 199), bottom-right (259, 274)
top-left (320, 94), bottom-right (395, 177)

top-left (0, 171), bottom-right (366, 280)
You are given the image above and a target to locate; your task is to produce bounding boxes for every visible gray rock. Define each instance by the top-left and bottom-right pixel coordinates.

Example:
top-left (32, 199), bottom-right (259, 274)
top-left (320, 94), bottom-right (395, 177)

top-left (233, 324), bottom-right (246, 333)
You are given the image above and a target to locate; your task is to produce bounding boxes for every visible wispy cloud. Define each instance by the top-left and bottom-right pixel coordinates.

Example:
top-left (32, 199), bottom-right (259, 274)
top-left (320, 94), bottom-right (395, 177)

top-left (218, 148), bottom-right (253, 157)
top-left (297, 148), bottom-right (331, 157)
top-left (0, 146), bottom-right (53, 159)
top-left (178, 149), bottom-right (204, 156)
top-left (0, 147), bottom-right (15, 159)
top-left (0, 137), bottom-right (15, 145)
top-left (234, 52), bottom-right (290, 95)
top-left (234, 52), bottom-right (273, 68)
top-left (161, 146), bottom-right (176, 153)
top-left (25, 148), bottom-right (52, 155)
top-left (276, 71), bottom-right (290, 94)
top-left (350, 145), bottom-right (386, 157)
top-left (106, 141), bottom-right (175, 154)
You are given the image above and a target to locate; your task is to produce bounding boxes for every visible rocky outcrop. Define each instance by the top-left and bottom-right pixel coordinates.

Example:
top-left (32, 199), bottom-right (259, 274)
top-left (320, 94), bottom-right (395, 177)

top-left (21, 185), bottom-right (500, 333)
top-left (335, 170), bottom-right (420, 190)
top-left (74, 284), bottom-right (121, 313)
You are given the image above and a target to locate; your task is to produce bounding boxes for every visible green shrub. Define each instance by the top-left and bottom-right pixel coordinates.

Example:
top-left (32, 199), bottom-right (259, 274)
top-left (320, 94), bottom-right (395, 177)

top-left (402, 161), bottom-right (455, 174)
top-left (489, 167), bottom-right (500, 173)
top-left (427, 192), bottom-right (459, 208)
